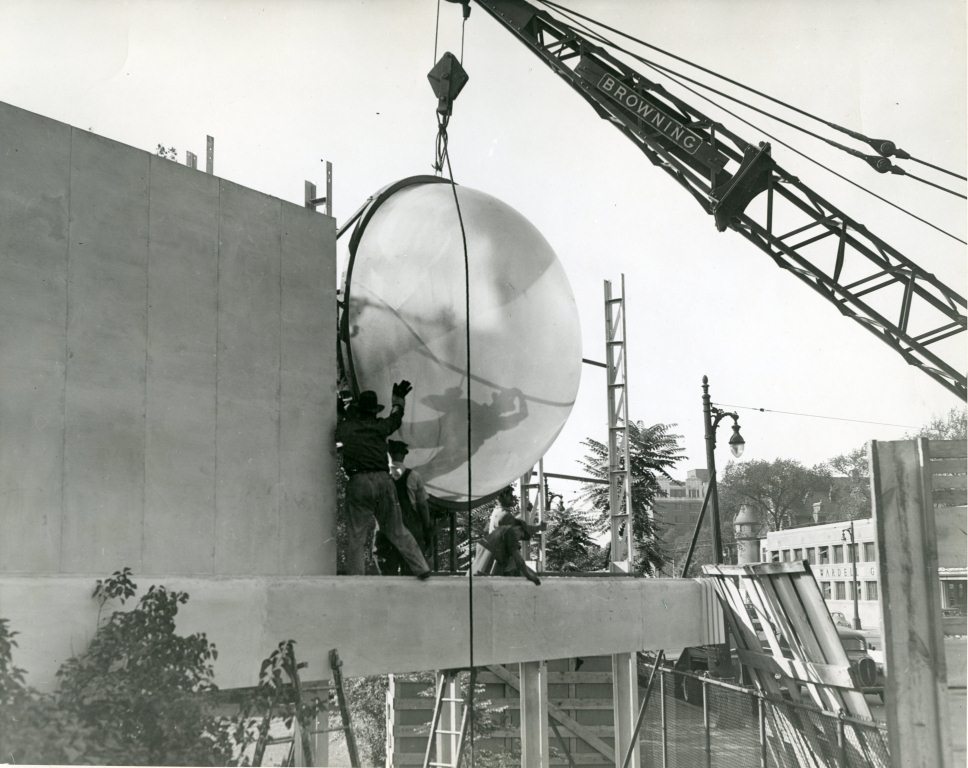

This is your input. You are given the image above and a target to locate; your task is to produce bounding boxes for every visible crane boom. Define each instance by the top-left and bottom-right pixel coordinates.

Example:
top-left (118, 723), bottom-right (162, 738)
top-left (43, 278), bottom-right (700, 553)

top-left (472, 0), bottom-right (967, 399)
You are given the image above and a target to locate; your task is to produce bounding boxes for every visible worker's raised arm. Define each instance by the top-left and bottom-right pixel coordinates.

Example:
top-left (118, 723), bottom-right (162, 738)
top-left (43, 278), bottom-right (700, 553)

top-left (380, 379), bottom-right (412, 435)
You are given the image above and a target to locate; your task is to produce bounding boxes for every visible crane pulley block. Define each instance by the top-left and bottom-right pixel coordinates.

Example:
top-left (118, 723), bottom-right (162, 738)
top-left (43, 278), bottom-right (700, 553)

top-left (428, 52), bottom-right (470, 117)
top-left (711, 143), bottom-right (775, 231)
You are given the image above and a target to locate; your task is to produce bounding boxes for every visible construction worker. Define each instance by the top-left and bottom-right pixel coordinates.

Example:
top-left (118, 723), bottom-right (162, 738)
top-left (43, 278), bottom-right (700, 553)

top-left (473, 517), bottom-right (544, 585)
top-left (336, 382), bottom-right (430, 579)
top-left (375, 439), bottom-right (432, 575)
top-left (487, 485), bottom-right (520, 532)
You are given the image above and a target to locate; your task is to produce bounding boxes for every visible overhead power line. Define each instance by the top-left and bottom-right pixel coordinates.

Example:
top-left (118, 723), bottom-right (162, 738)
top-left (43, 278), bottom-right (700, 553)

top-left (713, 403), bottom-right (916, 429)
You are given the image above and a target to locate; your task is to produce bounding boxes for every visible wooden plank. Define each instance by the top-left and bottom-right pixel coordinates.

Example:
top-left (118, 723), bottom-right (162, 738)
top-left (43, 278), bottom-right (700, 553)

top-left (931, 474), bottom-right (967, 491)
top-left (478, 671), bottom-right (613, 685)
top-left (486, 664), bottom-right (615, 762)
top-left (926, 439), bottom-right (968, 459)
top-left (871, 439), bottom-right (953, 768)
top-left (734, 648), bottom-right (854, 688)
top-left (393, 698), bottom-right (615, 710)
top-left (929, 458), bottom-right (967, 476)
top-left (932, 489), bottom-right (967, 507)
top-left (782, 572), bottom-right (870, 717)
top-left (709, 562), bottom-right (810, 577)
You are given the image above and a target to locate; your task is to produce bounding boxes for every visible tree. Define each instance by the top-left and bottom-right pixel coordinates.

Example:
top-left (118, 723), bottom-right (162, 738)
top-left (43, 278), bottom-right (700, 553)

top-left (156, 144), bottom-right (178, 161)
top-left (719, 458), bottom-right (831, 531)
top-left (907, 406), bottom-right (967, 441)
top-left (0, 570), bottom-right (240, 766)
top-left (825, 445), bottom-right (871, 521)
top-left (579, 421), bottom-right (687, 573)
top-left (543, 506), bottom-right (605, 572)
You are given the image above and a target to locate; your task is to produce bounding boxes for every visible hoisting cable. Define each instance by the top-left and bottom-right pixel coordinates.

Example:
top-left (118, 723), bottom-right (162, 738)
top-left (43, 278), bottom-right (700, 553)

top-left (537, 0), bottom-right (968, 183)
top-left (540, 1), bottom-right (967, 245)
top-left (430, 2), bottom-right (476, 762)
top-left (550, 8), bottom-right (967, 201)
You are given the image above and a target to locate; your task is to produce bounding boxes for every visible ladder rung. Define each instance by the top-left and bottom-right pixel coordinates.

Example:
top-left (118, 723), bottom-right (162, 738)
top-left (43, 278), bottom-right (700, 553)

top-left (442, 697), bottom-right (464, 703)
top-left (606, 298), bottom-right (623, 304)
top-left (436, 729), bottom-right (463, 735)
top-left (606, 340), bottom-right (624, 345)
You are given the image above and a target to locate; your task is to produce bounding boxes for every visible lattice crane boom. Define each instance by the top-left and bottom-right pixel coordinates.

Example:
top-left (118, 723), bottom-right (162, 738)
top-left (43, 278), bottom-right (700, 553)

top-left (470, 0), bottom-right (967, 399)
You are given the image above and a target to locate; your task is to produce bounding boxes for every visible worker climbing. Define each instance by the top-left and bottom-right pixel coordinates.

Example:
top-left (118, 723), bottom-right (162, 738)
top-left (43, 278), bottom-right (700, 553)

top-left (473, 514), bottom-right (545, 586)
top-left (336, 381), bottom-right (431, 579)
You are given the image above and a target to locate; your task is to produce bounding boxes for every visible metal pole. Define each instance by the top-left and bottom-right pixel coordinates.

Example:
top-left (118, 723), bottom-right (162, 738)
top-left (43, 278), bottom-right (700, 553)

top-left (758, 694), bottom-right (768, 768)
top-left (702, 678), bottom-right (711, 768)
top-left (850, 520), bottom-right (861, 629)
top-left (660, 671), bottom-right (668, 768)
top-left (701, 375), bottom-right (723, 564)
top-left (681, 481), bottom-right (714, 577)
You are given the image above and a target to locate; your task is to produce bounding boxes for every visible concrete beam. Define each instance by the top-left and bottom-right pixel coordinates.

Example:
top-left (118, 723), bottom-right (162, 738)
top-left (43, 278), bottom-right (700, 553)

top-left (0, 575), bottom-right (716, 692)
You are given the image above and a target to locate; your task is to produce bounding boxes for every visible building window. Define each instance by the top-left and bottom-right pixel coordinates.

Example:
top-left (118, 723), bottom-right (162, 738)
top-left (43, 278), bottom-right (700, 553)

top-left (835, 582), bottom-right (847, 600)
top-left (863, 542), bottom-right (876, 562)
top-left (793, 548), bottom-right (802, 561)
top-left (943, 581), bottom-right (967, 615)
top-left (782, 549), bottom-right (790, 562)
top-left (818, 546), bottom-right (829, 564)
top-left (847, 581), bottom-right (861, 600)
top-left (866, 581), bottom-right (878, 601)
top-left (847, 543), bottom-right (858, 563)
top-left (821, 582), bottom-right (832, 599)
top-left (806, 547), bottom-right (816, 564)
top-left (762, 549), bottom-right (768, 562)
top-left (833, 545), bottom-right (844, 564)
top-left (771, 551), bottom-right (780, 563)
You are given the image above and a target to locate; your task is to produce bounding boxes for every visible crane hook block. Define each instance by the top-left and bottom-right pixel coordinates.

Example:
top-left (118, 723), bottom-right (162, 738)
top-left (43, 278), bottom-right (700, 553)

top-left (428, 52), bottom-right (470, 117)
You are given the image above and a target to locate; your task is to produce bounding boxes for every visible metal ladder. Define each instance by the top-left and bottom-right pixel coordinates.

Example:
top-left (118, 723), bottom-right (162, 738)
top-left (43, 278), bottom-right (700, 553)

top-left (422, 669), bottom-right (474, 768)
top-left (605, 276), bottom-right (634, 573)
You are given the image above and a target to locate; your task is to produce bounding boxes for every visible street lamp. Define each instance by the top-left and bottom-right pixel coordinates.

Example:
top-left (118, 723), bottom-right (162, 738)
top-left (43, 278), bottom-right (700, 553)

top-left (702, 375), bottom-right (745, 564)
top-left (842, 521), bottom-right (862, 629)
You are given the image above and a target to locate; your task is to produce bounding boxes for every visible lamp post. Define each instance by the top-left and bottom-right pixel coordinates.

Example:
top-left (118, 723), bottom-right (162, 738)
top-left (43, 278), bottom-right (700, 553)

top-left (842, 521), bottom-right (862, 629)
top-left (701, 375), bottom-right (745, 564)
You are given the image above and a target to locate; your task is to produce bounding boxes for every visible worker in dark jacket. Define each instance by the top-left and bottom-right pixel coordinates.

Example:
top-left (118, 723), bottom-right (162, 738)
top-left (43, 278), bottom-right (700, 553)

top-left (376, 439), bottom-right (432, 575)
top-left (336, 382), bottom-right (430, 579)
top-left (473, 518), bottom-right (544, 585)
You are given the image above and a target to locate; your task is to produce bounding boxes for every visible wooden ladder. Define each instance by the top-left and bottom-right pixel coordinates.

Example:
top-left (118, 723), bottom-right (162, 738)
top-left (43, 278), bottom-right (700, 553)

top-left (422, 669), bottom-right (474, 768)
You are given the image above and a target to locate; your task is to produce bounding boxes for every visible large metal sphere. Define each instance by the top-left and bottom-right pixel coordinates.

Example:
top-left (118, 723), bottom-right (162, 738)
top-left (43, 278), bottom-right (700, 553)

top-left (344, 179), bottom-right (582, 505)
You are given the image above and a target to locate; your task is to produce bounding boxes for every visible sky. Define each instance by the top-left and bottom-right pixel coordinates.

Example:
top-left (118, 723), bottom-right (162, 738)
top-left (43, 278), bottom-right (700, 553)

top-left (2, 0), bottom-right (964, 494)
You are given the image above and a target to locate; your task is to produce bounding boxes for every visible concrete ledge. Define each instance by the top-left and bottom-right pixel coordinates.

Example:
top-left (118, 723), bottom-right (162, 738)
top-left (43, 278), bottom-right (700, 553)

top-left (0, 574), bottom-right (714, 691)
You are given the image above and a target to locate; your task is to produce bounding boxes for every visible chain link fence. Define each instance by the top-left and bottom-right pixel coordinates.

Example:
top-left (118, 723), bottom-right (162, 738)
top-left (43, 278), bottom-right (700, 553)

top-left (637, 667), bottom-right (889, 768)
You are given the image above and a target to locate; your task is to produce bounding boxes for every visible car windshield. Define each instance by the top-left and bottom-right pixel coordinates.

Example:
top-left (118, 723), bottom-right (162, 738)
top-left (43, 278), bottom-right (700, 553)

top-left (841, 637), bottom-right (866, 652)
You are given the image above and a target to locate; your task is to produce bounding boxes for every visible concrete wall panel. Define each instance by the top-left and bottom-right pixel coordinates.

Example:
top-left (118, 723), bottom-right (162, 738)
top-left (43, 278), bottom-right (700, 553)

top-left (0, 106), bottom-right (70, 571)
top-left (279, 205), bottom-right (337, 574)
top-left (62, 130), bottom-right (149, 573)
top-left (215, 182), bottom-right (282, 575)
top-left (1, 100), bottom-right (337, 577)
top-left (144, 157), bottom-right (219, 573)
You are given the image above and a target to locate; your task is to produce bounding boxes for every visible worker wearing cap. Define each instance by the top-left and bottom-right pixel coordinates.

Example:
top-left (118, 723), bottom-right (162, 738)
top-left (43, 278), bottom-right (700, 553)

top-left (336, 381), bottom-right (430, 579)
top-left (375, 439), bottom-right (432, 575)
top-left (487, 485), bottom-right (520, 533)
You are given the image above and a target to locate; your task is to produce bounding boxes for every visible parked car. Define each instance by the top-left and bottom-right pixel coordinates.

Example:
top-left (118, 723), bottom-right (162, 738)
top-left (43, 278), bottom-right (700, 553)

top-left (837, 626), bottom-right (885, 699)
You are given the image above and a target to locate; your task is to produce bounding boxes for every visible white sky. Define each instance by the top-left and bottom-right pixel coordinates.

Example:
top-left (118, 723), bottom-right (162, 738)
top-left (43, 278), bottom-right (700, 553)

top-left (2, 0), bottom-right (964, 491)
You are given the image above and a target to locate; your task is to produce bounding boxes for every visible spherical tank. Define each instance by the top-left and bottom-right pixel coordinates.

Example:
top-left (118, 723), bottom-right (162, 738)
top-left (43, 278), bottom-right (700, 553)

top-left (344, 178), bottom-right (582, 505)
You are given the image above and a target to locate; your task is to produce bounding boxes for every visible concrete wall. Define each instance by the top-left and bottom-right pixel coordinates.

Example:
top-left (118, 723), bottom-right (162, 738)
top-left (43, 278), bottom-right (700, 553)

top-left (0, 100), bottom-right (337, 577)
top-left (0, 574), bottom-right (720, 692)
